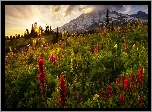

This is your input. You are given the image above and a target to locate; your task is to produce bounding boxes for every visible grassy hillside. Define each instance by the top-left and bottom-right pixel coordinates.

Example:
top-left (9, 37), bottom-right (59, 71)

top-left (5, 21), bottom-right (148, 108)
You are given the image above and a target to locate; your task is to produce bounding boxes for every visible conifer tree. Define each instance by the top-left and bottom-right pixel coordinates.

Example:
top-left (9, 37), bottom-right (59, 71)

top-left (106, 9), bottom-right (109, 29)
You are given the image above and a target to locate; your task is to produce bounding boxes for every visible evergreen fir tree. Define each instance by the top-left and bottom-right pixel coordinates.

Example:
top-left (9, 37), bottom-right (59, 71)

top-left (106, 9), bottom-right (109, 29)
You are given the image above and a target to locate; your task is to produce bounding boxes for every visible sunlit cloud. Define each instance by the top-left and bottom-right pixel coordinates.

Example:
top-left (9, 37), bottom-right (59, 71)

top-left (84, 7), bottom-right (94, 14)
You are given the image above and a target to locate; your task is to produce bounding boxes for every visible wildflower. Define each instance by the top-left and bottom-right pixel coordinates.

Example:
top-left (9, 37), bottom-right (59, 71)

top-left (102, 29), bottom-right (104, 35)
top-left (100, 91), bottom-right (106, 101)
top-left (138, 97), bottom-right (142, 104)
top-left (135, 41), bottom-right (139, 51)
top-left (132, 44), bottom-right (135, 50)
top-left (37, 59), bottom-right (46, 96)
top-left (108, 85), bottom-right (113, 98)
top-left (138, 68), bottom-right (143, 76)
top-left (37, 72), bottom-right (46, 84)
top-left (58, 75), bottom-right (68, 108)
top-left (41, 83), bottom-right (46, 95)
top-left (37, 58), bottom-right (47, 96)
top-left (94, 44), bottom-right (98, 53)
top-left (130, 73), bottom-right (135, 83)
top-left (138, 68), bottom-right (144, 86)
top-left (119, 94), bottom-right (124, 105)
top-left (124, 41), bottom-right (128, 52)
top-left (50, 54), bottom-right (56, 63)
top-left (9, 47), bottom-right (12, 52)
top-left (123, 79), bottom-right (130, 92)
top-left (114, 44), bottom-right (117, 49)
top-left (93, 94), bottom-right (99, 101)
top-left (38, 58), bottom-right (44, 73)
top-left (116, 78), bottom-right (119, 88)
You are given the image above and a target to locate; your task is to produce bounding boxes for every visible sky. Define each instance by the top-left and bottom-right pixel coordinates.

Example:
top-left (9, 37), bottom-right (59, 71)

top-left (5, 5), bottom-right (148, 37)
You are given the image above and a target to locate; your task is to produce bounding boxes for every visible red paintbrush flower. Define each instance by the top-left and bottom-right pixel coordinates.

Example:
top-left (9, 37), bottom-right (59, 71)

top-left (38, 58), bottom-right (44, 73)
top-left (94, 44), bottom-right (98, 53)
top-left (37, 58), bottom-right (47, 96)
top-left (138, 68), bottom-right (144, 86)
top-left (123, 79), bottom-right (130, 92)
top-left (50, 54), bottom-right (56, 63)
top-left (130, 73), bottom-right (135, 83)
top-left (102, 29), bottom-right (104, 35)
top-left (58, 75), bottom-right (68, 108)
top-left (41, 83), bottom-right (46, 95)
top-left (37, 72), bottom-right (46, 83)
top-left (138, 97), bottom-right (142, 104)
top-left (37, 72), bottom-right (46, 96)
top-left (108, 85), bottom-right (113, 98)
top-left (138, 68), bottom-right (143, 76)
top-left (100, 90), bottom-right (106, 100)
top-left (119, 94), bottom-right (125, 106)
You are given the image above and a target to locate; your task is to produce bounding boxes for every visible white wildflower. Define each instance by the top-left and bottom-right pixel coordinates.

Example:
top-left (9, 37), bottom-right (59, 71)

top-left (9, 47), bottom-right (12, 52)
top-left (114, 44), bottom-right (117, 49)
top-left (132, 44), bottom-right (135, 50)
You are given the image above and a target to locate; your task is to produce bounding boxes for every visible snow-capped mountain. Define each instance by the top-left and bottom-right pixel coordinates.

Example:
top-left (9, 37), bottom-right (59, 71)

top-left (54, 10), bottom-right (148, 33)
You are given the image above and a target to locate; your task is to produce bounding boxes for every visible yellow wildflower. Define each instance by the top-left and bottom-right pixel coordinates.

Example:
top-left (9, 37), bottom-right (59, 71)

top-left (93, 94), bottom-right (99, 101)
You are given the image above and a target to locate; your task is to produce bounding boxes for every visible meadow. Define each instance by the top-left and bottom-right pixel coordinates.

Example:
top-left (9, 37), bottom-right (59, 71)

top-left (5, 20), bottom-right (148, 108)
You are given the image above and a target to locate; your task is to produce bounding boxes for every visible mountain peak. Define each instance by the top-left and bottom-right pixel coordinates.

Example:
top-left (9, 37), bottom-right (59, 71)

top-left (54, 10), bottom-right (148, 33)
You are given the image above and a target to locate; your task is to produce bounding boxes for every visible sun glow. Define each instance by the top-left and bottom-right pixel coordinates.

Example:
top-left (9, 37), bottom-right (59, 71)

top-left (84, 7), bottom-right (93, 14)
top-left (35, 28), bottom-right (38, 32)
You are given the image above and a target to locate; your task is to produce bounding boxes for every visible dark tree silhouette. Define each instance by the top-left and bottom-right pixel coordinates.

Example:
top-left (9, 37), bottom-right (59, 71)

top-left (24, 29), bottom-right (30, 39)
top-left (106, 9), bottom-right (110, 29)
top-left (31, 24), bottom-right (34, 36)
top-left (10, 35), bottom-right (12, 40)
top-left (18, 34), bottom-right (20, 39)
top-left (45, 24), bottom-right (49, 35)
top-left (52, 27), bottom-right (59, 44)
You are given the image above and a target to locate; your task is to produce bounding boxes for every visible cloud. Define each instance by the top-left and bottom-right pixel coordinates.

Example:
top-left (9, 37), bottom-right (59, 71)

top-left (52, 5), bottom-right (62, 12)
top-left (50, 5), bottom-right (124, 18)
top-left (118, 5), bottom-right (148, 15)
top-left (64, 5), bottom-right (77, 17)
top-left (94, 5), bottom-right (123, 12)
top-left (77, 5), bottom-right (123, 13)
top-left (120, 5), bottom-right (131, 14)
